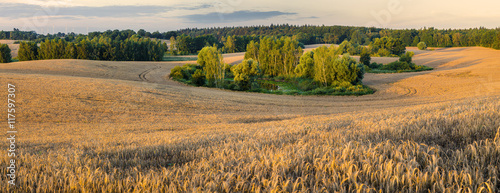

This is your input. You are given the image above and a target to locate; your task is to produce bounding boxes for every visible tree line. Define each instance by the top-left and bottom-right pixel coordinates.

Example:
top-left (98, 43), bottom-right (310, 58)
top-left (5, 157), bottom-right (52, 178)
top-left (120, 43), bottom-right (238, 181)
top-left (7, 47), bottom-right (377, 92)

top-left (18, 35), bottom-right (167, 61)
top-left (4, 25), bottom-right (499, 59)
top-left (174, 25), bottom-right (500, 49)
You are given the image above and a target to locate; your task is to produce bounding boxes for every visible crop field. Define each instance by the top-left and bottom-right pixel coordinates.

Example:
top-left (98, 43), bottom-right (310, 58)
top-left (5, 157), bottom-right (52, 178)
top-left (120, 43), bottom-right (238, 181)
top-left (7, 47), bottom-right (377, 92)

top-left (0, 46), bottom-right (500, 192)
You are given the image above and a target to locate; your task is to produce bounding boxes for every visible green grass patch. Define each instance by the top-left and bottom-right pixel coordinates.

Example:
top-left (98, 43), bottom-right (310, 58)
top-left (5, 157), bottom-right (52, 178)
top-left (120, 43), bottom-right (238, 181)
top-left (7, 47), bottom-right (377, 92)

top-left (163, 56), bottom-right (198, 62)
top-left (366, 62), bottom-right (433, 74)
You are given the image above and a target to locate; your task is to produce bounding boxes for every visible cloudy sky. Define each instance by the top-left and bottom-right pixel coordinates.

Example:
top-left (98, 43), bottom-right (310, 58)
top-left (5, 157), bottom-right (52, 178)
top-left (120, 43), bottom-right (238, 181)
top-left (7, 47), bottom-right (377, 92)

top-left (0, 0), bottom-right (499, 34)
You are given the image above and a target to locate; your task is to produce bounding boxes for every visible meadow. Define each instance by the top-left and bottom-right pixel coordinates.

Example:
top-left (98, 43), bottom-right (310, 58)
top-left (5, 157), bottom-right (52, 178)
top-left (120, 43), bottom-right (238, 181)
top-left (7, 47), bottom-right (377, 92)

top-left (0, 45), bottom-right (499, 192)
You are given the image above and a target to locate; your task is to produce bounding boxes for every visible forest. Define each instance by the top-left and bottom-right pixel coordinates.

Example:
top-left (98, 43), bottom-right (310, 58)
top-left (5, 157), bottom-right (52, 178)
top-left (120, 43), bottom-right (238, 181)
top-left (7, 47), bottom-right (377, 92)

top-left (3, 25), bottom-right (499, 56)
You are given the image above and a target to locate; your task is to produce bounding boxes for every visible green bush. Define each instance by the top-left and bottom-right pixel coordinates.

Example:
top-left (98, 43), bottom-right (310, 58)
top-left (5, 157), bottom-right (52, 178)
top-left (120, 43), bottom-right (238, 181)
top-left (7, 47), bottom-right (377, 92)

top-left (369, 62), bottom-right (383, 69)
top-left (0, 44), bottom-right (12, 63)
top-left (381, 61), bottom-right (415, 71)
top-left (191, 69), bottom-right (206, 86)
top-left (399, 51), bottom-right (414, 63)
top-left (169, 66), bottom-right (184, 80)
top-left (417, 42), bottom-right (427, 50)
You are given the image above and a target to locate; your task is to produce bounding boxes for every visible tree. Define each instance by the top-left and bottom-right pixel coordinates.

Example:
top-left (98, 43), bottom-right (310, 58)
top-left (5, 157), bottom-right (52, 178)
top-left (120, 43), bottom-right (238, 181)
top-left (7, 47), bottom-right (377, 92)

top-left (224, 35), bottom-right (236, 53)
top-left (244, 40), bottom-right (258, 60)
top-left (336, 40), bottom-right (354, 55)
top-left (169, 36), bottom-right (177, 55)
top-left (137, 29), bottom-right (146, 37)
top-left (231, 59), bottom-right (261, 90)
top-left (386, 38), bottom-right (406, 55)
top-left (359, 48), bottom-right (371, 66)
top-left (332, 54), bottom-right (361, 85)
top-left (0, 43), bottom-right (11, 63)
top-left (18, 41), bottom-right (38, 61)
top-left (198, 46), bottom-right (225, 88)
top-left (417, 42), bottom-right (427, 50)
top-left (294, 51), bottom-right (314, 79)
top-left (313, 46), bottom-right (335, 86)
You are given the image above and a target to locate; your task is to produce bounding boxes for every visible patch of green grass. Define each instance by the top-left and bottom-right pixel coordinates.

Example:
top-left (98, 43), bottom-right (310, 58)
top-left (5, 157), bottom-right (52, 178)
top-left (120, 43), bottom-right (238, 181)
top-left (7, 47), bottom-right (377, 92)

top-left (368, 65), bottom-right (433, 73)
top-left (163, 56), bottom-right (198, 62)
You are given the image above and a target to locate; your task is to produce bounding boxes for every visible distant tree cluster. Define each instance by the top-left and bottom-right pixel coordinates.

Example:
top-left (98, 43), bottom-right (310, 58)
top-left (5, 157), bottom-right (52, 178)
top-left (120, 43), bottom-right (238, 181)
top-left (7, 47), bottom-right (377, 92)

top-left (0, 28), bottom-right (37, 41)
top-left (368, 37), bottom-right (406, 56)
top-left (18, 35), bottom-right (167, 61)
top-left (366, 51), bottom-right (433, 73)
top-left (170, 34), bottom-right (261, 55)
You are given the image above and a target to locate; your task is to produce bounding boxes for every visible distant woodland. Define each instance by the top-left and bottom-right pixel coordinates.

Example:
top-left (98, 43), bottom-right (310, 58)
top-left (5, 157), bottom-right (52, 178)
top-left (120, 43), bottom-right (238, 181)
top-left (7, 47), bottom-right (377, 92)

top-left (2, 25), bottom-right (499, 60)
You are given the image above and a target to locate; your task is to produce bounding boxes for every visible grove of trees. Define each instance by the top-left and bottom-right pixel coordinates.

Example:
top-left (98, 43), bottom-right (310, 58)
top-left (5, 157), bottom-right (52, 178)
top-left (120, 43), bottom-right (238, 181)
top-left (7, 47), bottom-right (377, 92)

top-left (18, 35), bottom-right (167, 61)
top-left (170, 41), bottom-right (369, 95)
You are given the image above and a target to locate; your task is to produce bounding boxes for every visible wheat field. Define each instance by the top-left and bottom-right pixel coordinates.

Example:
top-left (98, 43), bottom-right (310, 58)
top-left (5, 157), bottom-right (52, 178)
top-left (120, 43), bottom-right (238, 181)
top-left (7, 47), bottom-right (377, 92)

top-left (0, 46), bottom-right (500, 192)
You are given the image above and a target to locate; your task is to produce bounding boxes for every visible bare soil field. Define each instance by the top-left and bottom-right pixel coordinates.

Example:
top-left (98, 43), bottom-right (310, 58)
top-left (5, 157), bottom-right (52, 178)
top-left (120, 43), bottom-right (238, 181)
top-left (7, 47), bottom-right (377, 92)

top-left (0, 46), bottom-right (499, 192)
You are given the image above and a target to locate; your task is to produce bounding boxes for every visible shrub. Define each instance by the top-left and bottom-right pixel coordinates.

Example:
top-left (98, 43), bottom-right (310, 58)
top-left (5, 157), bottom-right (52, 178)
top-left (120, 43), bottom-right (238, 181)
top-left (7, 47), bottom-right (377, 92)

top-left (369, 62), bottom-right (383, 69)
top-left (399, 51), bottom-right (414, 63)
top-left (169, 66), bottom-right (184, 80)
top-left (0, 43), bottom-right (12, 63)
top-left (191, 69), bottom-right (206, 86)
top-left (381, 61), bottom-right (414, 71)
top-left (417, 42), bottom-right (427, 50)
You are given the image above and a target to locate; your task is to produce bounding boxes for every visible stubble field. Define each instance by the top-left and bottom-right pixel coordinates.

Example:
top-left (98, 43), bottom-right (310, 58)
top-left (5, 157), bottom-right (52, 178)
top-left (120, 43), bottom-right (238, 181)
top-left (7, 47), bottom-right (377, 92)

top-left (0, 46), bottom-right (499, 192)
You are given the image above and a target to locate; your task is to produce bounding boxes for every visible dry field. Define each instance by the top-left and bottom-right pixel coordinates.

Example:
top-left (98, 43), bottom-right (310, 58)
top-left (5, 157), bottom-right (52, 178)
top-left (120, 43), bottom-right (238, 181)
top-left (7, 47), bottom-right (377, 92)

top-left (0, 46), bottom-right (500, 192)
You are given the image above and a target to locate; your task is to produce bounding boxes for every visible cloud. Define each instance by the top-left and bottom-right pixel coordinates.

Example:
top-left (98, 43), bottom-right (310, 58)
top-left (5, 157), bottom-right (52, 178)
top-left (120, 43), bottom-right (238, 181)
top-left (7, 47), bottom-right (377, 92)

top-left (0, 3), bottom-right (212, 18)
top-left (182, 10), bottom-right (296, 23)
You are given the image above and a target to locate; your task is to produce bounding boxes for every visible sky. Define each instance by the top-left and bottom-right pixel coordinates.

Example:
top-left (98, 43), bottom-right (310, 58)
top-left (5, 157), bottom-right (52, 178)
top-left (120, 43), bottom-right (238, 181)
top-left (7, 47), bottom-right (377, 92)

top-left (0, 0), bottom-right (499, 34)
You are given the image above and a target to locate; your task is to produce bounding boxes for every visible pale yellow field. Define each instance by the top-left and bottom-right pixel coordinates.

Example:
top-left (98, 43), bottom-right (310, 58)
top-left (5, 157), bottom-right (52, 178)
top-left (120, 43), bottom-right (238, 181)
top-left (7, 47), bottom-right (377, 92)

top-left (0, 46), bottom-right (499, 192)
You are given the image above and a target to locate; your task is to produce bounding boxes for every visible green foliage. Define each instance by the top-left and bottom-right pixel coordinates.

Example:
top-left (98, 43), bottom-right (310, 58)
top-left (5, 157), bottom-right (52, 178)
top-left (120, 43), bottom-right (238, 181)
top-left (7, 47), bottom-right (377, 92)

top-left (251, 36), bottom-right (303, 77)
top-left (417, 42), bottom-right (427, 50)
top-left (312, 46), bottom-right (363, 86)
top-left (231, 59), bottom-right (261, 90)
top-left (333, 54), bottom-right (363, 85)
top-left (359, 48), bottom-right (371, 66)
top-left (191, 69), bottom-right (206, 86)
top-left (0, 43), bottom-right (11, 63)
top-left (198, 46), bottom-right (225, 88)
top-left (223, 35), bottom-right (236, 53)
top-left (294, 51), bottom-right (314, 78)
top-left (244, 40), bottom-right (259, 60)
top-left (369, 37), bottom-right (406, 56)
top-left (18, 41), bottom-right (38, 61)
top-left (17, 36), bottom-right (166, 61)
top-left (169, 66), bottom-right (184, 80)
top-left (381, 61), bottom-right (415, 71)
top-left (399, 51), bottom-right (415, 63)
